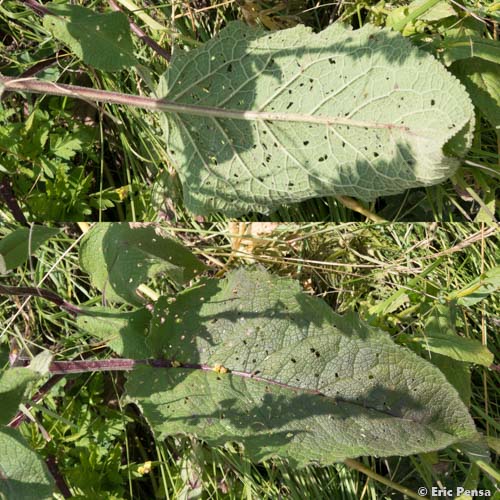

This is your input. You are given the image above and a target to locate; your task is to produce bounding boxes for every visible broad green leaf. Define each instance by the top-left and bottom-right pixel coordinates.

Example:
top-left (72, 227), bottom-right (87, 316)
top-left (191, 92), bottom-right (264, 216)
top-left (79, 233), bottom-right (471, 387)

top-left (408, 304), bottom-right (494, 367)
top-left (0, 351), bottom-right (53, 426)
top-left (451, 266), bottom-right (500, 307)
top-left (400, 310), bottom-right (472, 405)
top-left (79, 223), bottom-right (206, 305)
top-left (440, 37), bottom-right (500, 66)
top-left (0, 368), bottom-right (37, 426)
top-left (425, 352), bottom-right (471, 406)
top-left (28, 350), bottom-right (53, 375)
top-left (77, 307), bottom-right (151, 358)
top-left (425, 338), bottom-right (491, 369)
top-left (0, 428), bottom-right (55, 500)
top-left (126, 268), bottom-right (477, 466)
top-left (43, 3), bottom-right (137, 72)
top-left (386, 0), bottom-right (456, 33)
top-left (158, 22), bottom-right (474, 216)
top-left (0, 226), bottom-right (61, 273)
top-left (416, 0), bottom-right (456, 21)
top-left (389, 0), bottom-right (448, 31)
top-left (451, 58), bottom-right (500, 128)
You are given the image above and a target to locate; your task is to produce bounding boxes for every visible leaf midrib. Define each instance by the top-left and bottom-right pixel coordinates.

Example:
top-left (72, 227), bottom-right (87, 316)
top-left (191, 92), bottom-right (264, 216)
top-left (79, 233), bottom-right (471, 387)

top-left (147, 360), bottom-right (456, 434)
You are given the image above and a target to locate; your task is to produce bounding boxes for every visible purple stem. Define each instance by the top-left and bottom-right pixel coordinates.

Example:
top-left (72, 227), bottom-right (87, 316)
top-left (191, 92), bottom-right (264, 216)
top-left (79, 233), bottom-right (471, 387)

top-left (20, 0), bottom-right (50, 16)
top-left (0, 177), bottom-right (28, 225)
top-left (45, 456), bottom-right (72, 498)
top-left (16, 358), bottom-right (330, 398)
top-left (0, 285), bottom-right (84, 317)
top-left (108, 0), bottom-right (171, 61)
top-left (8, 374), bottom-right (64, 428)
top-left (9, 348), bottom-right (108, 428)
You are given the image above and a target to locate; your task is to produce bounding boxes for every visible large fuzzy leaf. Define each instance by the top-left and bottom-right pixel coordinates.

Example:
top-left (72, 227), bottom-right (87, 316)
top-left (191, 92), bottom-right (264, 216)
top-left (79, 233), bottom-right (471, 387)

top-left (0, 368), bottom-right (37, 427)
top-left (43, 3), bottom-right (136, 72)
top-left (158, 22), bottom-right (474, 216)
top-left (0, 428), bottom-right (55, 500)
top-left (0, 356), bottom-right (55, 499)
top-left (79, 223), bottom-right (206, 305)
top-left (0, 351), bottom-right (52, 426)
top-left (77, 307), bottom-right (151, 358)
top-left (126, 268), bottom-right (477, 466)
top-left (0, 226), bottom-right (61, 273)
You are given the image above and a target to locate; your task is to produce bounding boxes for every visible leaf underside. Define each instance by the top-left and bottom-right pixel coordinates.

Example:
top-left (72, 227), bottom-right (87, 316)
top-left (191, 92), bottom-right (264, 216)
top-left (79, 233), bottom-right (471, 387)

top-left (126, 268), bottom-right (477, 466)
top-left (158, 22), bottom-right (474, 216)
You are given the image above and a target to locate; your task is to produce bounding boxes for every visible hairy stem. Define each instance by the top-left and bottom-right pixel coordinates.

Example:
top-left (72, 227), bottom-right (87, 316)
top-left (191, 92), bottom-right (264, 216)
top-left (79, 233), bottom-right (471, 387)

top-left (1, 76), bottom-right (411, 131)
top-left (0, 284), bottom-right (84, 316)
